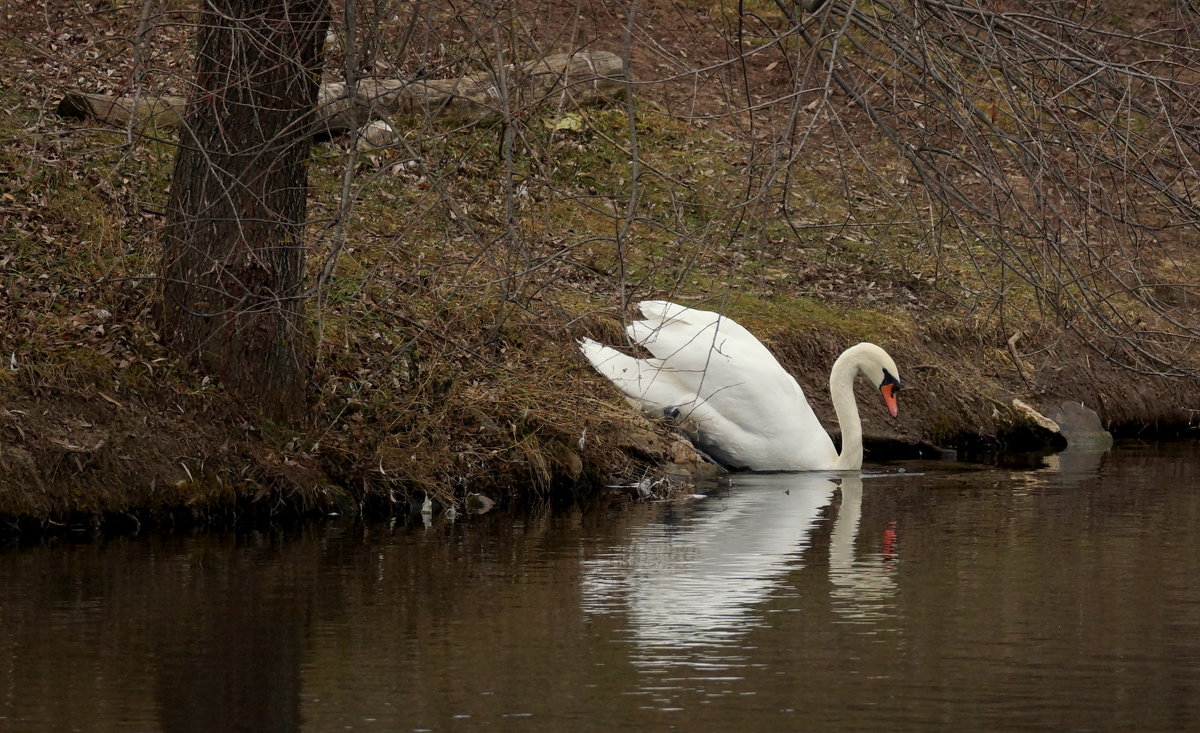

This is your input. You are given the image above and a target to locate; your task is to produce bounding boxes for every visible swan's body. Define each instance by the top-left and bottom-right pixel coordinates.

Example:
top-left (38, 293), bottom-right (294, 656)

top-left (579, 300), bottom-right (901, 471)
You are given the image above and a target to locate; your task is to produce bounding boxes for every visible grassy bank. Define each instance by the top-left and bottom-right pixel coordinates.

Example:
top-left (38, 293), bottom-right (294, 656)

top-left (2, 0), bottom-right (1198, 528)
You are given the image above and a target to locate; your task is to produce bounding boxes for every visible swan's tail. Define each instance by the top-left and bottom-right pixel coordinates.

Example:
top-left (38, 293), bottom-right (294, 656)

top-left (578, 337), bottom-right (642, 385)
top-left (578, 337), bottom-right (687, 417)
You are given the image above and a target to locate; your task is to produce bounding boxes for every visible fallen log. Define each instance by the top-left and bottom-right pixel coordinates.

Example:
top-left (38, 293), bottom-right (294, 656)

top-left (56, 92), bottom-right (182, 131)
top-left (56, 50), bottom-right (625, 136)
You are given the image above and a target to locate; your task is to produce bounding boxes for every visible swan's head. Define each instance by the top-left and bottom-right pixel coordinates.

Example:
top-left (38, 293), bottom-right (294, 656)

top-left (849, 343), bottom-right (902, 418)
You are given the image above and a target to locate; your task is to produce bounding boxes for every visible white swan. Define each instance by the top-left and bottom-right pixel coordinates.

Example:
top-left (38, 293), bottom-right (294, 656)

top-left (579, 300), bottom-right (901, 471)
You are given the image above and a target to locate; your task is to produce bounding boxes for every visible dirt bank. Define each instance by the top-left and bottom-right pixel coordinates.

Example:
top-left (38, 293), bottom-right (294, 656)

top-left (1, 307), bottom-right (1196, 531)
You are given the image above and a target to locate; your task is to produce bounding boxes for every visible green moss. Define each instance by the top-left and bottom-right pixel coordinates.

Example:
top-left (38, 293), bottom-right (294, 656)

top-left (711, 291), bottom-right (910, 342)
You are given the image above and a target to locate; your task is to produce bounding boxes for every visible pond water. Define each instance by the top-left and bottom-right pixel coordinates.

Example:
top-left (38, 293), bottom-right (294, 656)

top-left (2, 440), bottom-right (1199, 731)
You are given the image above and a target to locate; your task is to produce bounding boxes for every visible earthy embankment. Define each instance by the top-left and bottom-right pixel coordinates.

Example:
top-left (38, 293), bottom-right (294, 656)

top-left (1, 316), bottom-right (1195, 530)
top-left (4, 0), bottom-right (1199, 530)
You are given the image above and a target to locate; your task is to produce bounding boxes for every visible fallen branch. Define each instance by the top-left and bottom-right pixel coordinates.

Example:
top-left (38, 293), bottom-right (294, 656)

top-left (56, 50), bottom-right (626, 135)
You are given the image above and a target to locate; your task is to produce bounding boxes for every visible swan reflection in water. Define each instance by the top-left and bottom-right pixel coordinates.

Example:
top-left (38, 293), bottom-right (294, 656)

top-left (581, 472), bottom-right (897, 668)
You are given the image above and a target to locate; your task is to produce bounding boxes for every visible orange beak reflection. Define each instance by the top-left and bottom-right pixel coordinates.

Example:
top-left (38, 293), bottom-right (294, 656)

top-left (881, 382), bottom-right (899, 418)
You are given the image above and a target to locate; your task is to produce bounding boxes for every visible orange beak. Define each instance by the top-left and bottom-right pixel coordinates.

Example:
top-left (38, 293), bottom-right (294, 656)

top-left (881, 382), bottom-right (899, 418)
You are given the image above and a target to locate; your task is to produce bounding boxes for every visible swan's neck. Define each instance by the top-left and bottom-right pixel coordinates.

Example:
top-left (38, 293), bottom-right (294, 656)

top-left (828, 349), bottom-right (864, 470)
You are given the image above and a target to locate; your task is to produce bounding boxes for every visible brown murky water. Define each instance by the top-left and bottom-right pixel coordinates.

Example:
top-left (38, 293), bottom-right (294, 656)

top-left (2, 440), bottom-right (1199, 731)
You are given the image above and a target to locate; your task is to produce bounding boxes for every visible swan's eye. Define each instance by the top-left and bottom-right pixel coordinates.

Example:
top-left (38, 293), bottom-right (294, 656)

top-left (881, 369), bottom-right (901, 392)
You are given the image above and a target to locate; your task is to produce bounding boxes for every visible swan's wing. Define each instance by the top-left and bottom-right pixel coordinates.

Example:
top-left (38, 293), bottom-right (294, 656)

top-left (579, 333), bottom-right (782, 440)
top-left (629, 302), bottom-right (799, 407)
top-left (631, 301), bottom-right (772, 362)
top-left (635, 300), bottom-right (709, 327)
top-left (578, 338), bottom-right (695, 415)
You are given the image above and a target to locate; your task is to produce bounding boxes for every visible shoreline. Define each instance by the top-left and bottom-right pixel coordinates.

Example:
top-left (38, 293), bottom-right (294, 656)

top-left (3, 321), bottom-right (1197, 534)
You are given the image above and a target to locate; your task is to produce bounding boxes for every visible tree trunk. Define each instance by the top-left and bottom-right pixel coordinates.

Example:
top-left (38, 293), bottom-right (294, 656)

top-left (160, 0), bottom-right (329, 419)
